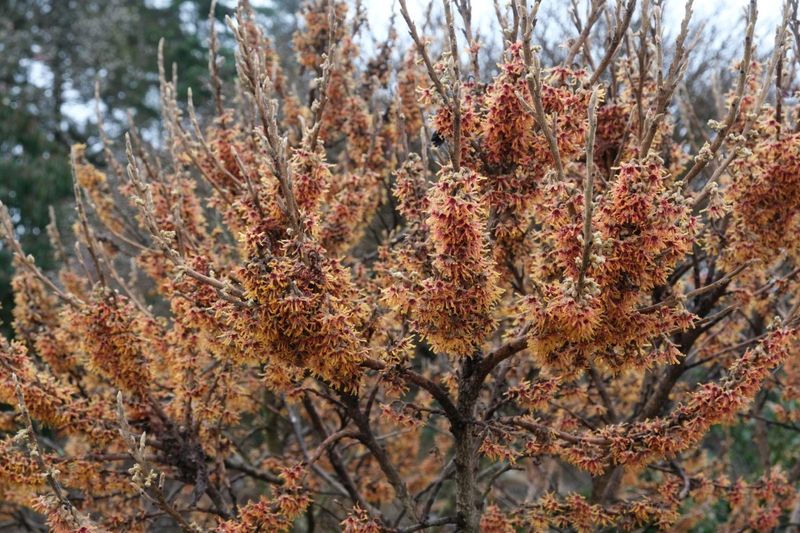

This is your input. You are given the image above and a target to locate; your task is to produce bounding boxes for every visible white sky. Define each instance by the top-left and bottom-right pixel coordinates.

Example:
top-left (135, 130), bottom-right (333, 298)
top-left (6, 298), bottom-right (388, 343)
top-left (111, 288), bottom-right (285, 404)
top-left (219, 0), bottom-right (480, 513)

top-left (361, 0), bottom-right (783, 44)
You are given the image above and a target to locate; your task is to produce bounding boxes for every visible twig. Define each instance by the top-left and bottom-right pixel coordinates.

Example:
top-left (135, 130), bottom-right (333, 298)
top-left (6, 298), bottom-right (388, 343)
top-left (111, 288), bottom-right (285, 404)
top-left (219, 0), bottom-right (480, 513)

top-left (13, 375), bottom-right (92, 530)
top-left (400, 516), bottom-right (458, 532)
top-left (587, 0), bottom-right (637, 86)
top-left (304, 0), bottom-right (339, 151)
top-left (361, 357), bottom-right (461, 425)
top-left (116, 393), bottom-right (204, 533)
top-left (637, 260), bottom-right (753, 313)
top-left (639, 0), bottom-right (695, 156)
top-left (398, 0), bottom-right (450, 104)
top-left (563, 0), bottom-right (605, 68)
top-left (442, 0), bottom-right (463, 171)
top-left (518, 0), bottom-right (564, 182)
top-left (690, 0), bottom-right (790, 204)
top-left (577, 88), bottom-right (600, 297)
top-left (0, 202), bottom-right (80, 306)
top-left (682, 0), bottom-right (756, 187)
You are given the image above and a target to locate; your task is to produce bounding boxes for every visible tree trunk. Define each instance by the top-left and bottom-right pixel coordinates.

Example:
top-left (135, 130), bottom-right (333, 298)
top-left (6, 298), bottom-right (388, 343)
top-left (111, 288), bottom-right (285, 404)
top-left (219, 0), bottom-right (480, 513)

top-left (454, 358), bottom-right (481, 532)
top-left (453, 422), bottom-right (479, 532)
top-left (591, 465), bottom-right (623, 503)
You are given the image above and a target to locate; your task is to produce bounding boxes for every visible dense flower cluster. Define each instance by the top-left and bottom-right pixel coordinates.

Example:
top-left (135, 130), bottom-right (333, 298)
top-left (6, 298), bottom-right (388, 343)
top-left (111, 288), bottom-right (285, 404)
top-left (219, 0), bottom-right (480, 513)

top-left (385, 167), bottom-right (501, 355)
top-left (526, 156), bottom-right (696, 371)
top-left (234, 240), bottom-right (368, 389)
top-left (727, 132), bottom-right (800, 261)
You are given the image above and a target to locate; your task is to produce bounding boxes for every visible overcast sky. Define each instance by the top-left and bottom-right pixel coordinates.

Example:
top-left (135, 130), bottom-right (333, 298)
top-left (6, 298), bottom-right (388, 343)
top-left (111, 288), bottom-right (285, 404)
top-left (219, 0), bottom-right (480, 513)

top-left (360, 0), bottom-right (783, 45)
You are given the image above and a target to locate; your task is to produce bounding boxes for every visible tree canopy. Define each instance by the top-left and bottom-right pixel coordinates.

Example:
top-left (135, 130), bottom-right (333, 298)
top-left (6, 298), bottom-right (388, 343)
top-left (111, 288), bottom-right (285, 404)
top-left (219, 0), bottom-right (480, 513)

top-left (1, 0), bottom-right (800, 531)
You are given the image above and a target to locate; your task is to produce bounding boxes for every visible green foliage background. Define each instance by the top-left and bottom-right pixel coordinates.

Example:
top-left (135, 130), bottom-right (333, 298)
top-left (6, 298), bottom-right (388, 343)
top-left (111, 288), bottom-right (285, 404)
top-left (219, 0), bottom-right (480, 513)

top-left (0, 0), bottom-right (299, 331)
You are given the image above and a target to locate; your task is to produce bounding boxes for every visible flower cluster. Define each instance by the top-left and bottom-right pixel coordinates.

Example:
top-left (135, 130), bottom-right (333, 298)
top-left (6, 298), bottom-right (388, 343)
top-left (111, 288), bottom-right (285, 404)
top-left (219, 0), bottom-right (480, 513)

top-left (727, 132), bottom-right (800, 261)
top-left (216, 466), bottom-right (310, 532)
top-left (527, 156), bottom-right (696, 371)
top-left (68, 290), bottom-right (155, 396)
top-left (385, 167), bottom-right (502, 355)
top-left (233, 240), bottom-right (367, 389)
